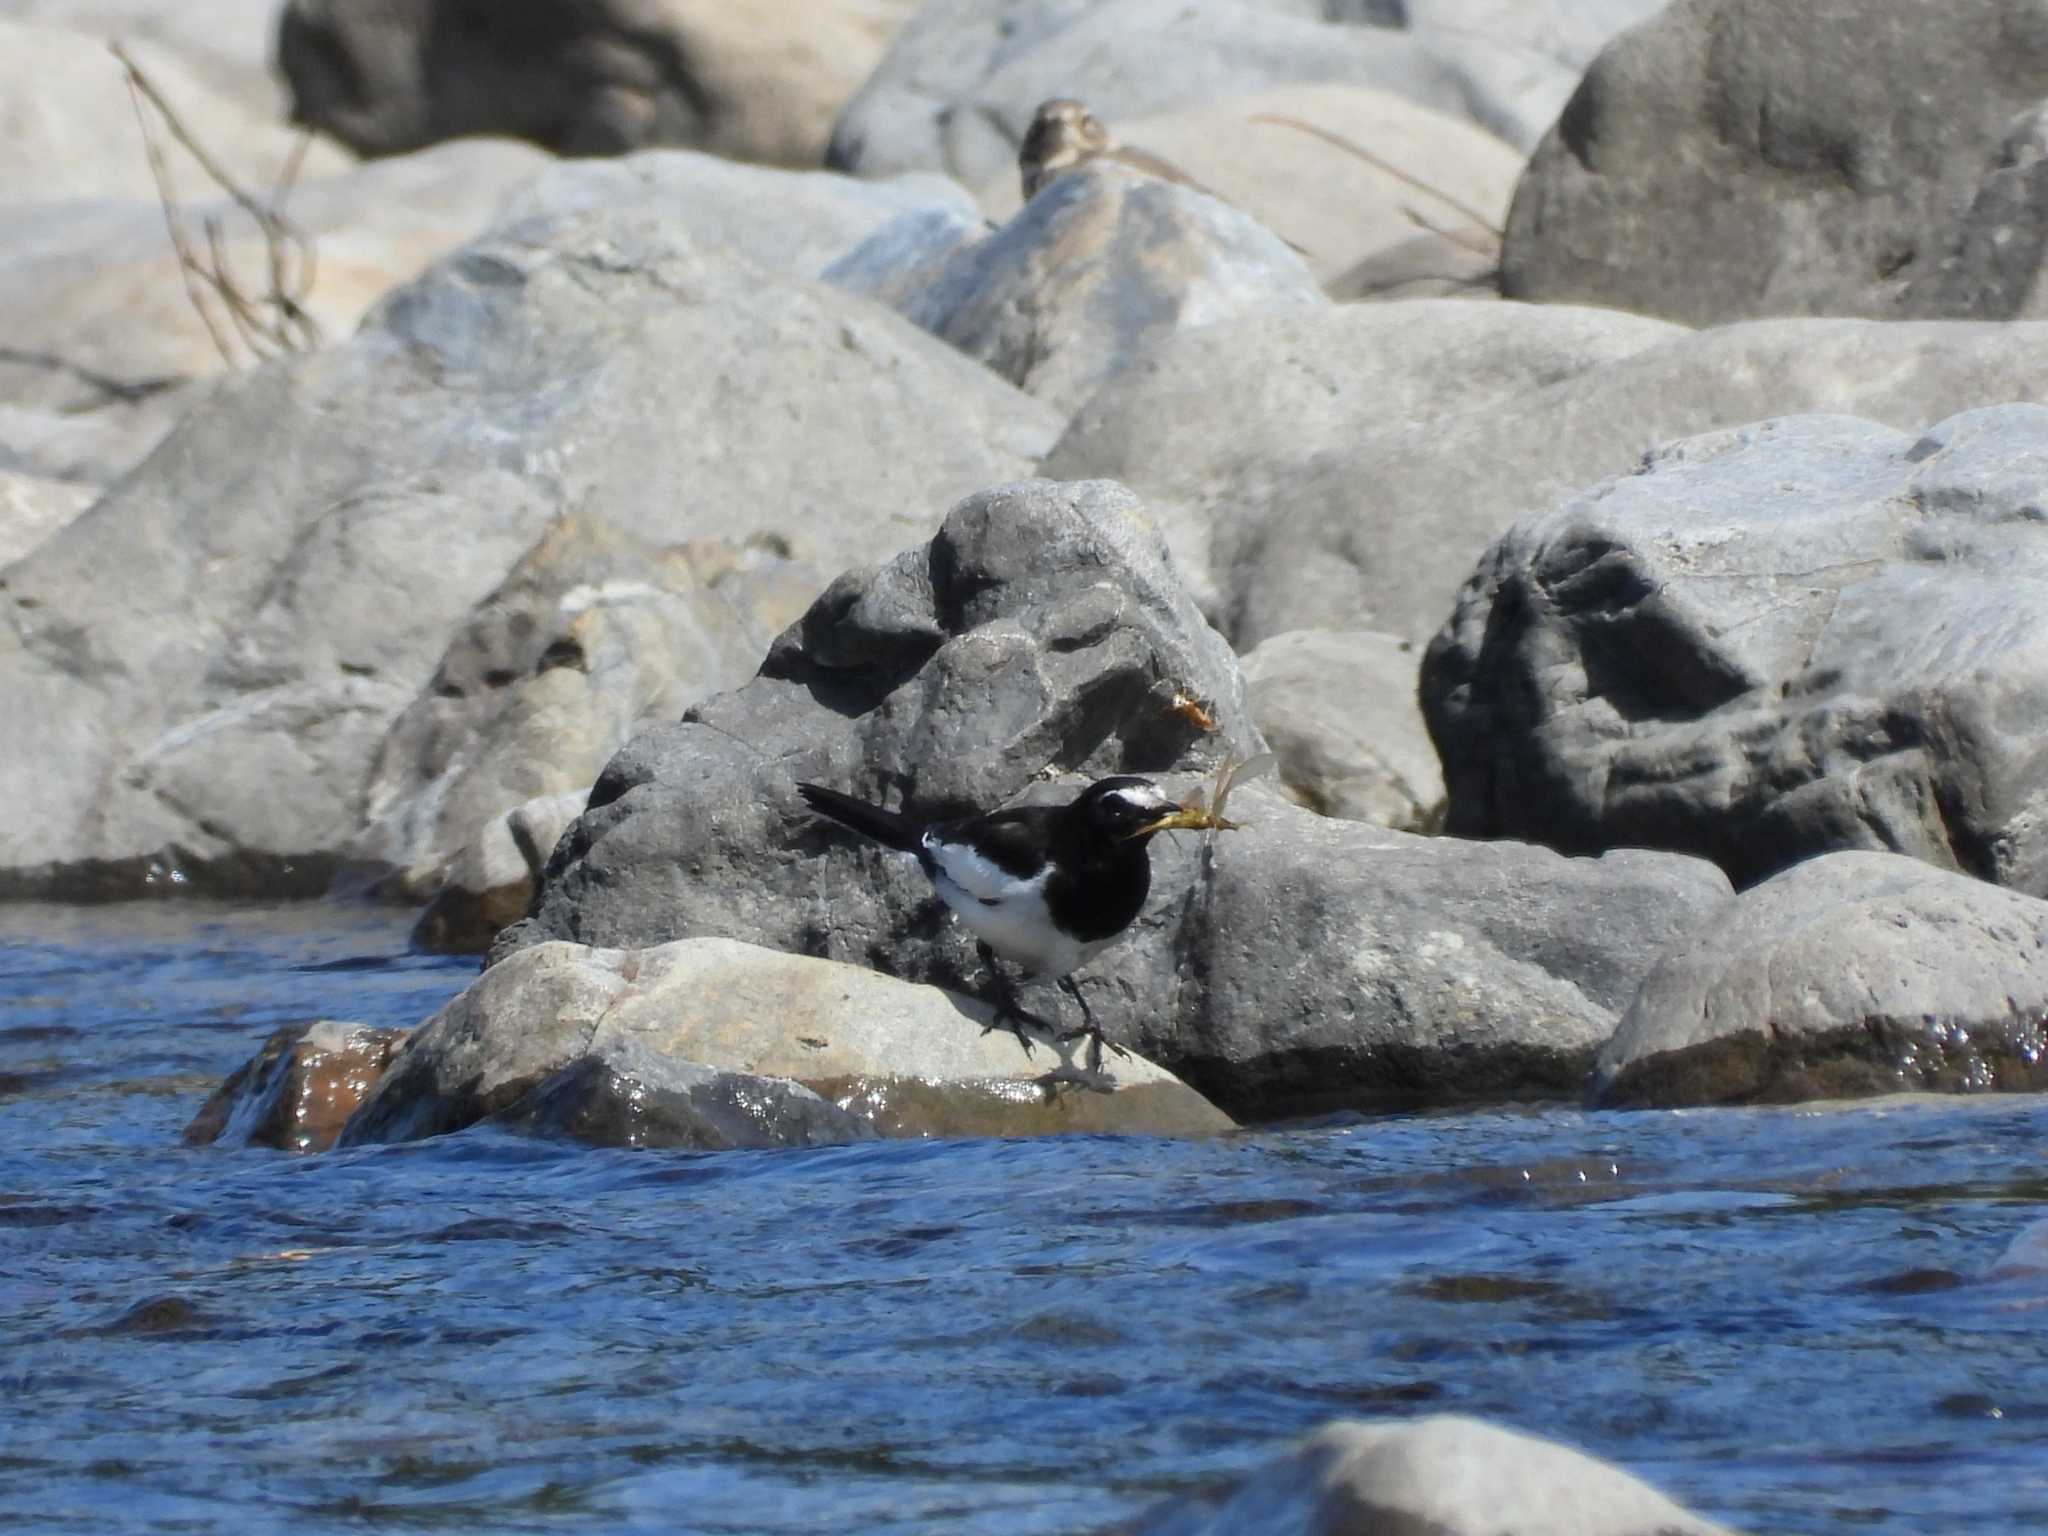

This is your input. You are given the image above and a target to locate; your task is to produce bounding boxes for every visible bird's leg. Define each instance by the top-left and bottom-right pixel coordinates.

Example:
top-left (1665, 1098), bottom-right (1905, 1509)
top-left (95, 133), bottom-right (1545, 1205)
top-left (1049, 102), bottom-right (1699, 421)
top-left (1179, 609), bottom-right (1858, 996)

top-left (977, 945), bottom-right (1052, 1056)
top-left (1055, 975), bottom-right (1128, 1076)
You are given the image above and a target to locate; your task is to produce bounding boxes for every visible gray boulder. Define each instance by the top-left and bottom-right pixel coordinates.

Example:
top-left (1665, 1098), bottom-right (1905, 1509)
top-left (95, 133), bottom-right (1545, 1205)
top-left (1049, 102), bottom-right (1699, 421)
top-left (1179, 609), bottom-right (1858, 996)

top-left (0, 19), bottom-right (352, 207)
top-left (411, 789), bottom-right (588, 956)
top-left (1596, 852), bottom-right (2048, 1108)
top-left (1240, 628), bottom-right (1443, 829)
top-left (492, 150), bottom-right (984, 279)
top-left (1048, 303), bottom-right (2048, 648)
top-left (1501, 0), bottom-right (2048, 325)
top-left (1, 0), bottom-right (290, 114)
top-left (0, 200), bottom-right (1059, 900)
top-left (823, 205), bottom-right (991, 311)
top-left (278, 0), bottom-right (917, 167)
top-left (1424, 406), bottom-right (2048, 897)
top-left (829, 0), bottom-right (1666, 188)
top-left (1135, 783), bottom-right (1730, 1117)
top-left (347, 513), bottom-right (818, 911)
top-left (1043, 299), bottom-right (1685, 640)
top-left (499, 476), bottom-right (1261, 960)
top-left (339, 937), bottom-right (1231, 1146)
top-left (502, 478), bottom-right (1732, 1119)
top-left (1128, 1414), bottom-right (1734, 1536)
top-left (876, 161), bottom-right (1325, 415)
top-left (0, 471), bottom-right (95, 568)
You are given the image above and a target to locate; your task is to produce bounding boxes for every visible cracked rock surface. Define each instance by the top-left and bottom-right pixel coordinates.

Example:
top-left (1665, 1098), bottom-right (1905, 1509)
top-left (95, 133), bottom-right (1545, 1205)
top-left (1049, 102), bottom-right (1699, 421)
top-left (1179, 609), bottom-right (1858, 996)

top-left (1424, 406), bottom-right (2048, 895)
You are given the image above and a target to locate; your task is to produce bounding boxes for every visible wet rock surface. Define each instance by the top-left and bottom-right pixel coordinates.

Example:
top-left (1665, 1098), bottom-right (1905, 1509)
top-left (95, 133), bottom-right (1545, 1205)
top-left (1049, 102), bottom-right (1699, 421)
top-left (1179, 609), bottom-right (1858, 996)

top-left (1596, 851), bottom-right (2048, 1108)
top-left (183, 1019), bottom-right (410, 1153)
top-left (339, 937), bottom-right (1231, 1147)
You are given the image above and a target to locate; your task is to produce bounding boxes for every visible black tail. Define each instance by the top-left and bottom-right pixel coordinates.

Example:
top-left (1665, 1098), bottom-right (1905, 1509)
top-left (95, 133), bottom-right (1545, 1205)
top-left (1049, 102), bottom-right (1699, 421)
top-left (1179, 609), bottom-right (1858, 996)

top-left (797, 783), bottom-right (922, 854)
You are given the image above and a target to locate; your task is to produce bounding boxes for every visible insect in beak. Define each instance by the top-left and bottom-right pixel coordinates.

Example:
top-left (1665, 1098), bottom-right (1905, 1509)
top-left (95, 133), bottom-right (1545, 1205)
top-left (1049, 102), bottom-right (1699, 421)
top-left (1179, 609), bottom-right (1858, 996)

top-left (1127, 752), bottom-right (1276, 839)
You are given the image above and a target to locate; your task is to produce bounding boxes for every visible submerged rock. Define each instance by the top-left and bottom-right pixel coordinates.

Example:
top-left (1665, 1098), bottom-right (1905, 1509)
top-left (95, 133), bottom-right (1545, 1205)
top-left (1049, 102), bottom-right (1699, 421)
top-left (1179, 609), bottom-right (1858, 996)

top-left (494, 1040), bottom-right (881, 1152)
top-left (183, 1020), bottom-right (410, 1153)
top-left (1596, 851), bottom-right (2048, 1108)
top-left (338, 938), bottom-right (1232, 1147)
top-left (1126, 1414), bottom-right (1734, 1536)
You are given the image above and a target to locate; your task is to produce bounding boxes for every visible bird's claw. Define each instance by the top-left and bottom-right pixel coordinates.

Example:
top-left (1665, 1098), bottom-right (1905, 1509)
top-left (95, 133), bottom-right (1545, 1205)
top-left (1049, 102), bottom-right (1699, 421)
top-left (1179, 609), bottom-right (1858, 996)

top-left (982, 1011), bottom-right (1040, 1057)
top-left (1057, 1025), bottom-right (1129, 1075)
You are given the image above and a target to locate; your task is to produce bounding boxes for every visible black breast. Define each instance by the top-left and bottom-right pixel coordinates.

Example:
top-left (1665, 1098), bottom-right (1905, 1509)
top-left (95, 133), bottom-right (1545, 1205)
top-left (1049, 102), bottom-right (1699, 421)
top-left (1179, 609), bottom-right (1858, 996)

top-left (1041, 823), bottom-right (1154, 945)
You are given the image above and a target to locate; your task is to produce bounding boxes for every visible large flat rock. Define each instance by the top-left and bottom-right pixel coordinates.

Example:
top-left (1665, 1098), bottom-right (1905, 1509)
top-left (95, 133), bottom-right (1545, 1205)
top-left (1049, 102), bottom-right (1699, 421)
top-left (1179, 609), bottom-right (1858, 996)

top-left (338, 937), bottom-right (1232, 1146)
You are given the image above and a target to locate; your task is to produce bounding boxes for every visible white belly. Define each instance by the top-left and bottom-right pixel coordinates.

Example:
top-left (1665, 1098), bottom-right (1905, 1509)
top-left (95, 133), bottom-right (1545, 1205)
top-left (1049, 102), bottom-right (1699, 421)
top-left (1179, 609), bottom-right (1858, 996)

top-left (933, 871), bottom-right (1092, 975)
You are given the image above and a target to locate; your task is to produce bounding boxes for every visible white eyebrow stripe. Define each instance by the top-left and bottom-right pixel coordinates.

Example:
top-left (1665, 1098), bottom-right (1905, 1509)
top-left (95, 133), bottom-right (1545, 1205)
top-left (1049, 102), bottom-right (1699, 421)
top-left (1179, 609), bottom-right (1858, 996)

top-left (1102, 785), bottom-right (1171, 814)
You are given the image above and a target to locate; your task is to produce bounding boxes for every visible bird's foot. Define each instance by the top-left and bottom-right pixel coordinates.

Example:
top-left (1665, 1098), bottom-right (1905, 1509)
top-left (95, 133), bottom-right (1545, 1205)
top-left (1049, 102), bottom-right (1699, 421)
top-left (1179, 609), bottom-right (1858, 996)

top-left (1058, 1025), bottom-right (1130, 1076)
top-left (982, 1009), bottom-right (1041, 1058)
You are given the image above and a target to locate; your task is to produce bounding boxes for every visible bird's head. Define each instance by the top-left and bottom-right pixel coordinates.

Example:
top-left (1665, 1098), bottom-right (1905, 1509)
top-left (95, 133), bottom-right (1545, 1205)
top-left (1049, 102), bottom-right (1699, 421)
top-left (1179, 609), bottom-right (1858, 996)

top-left (1075, 776), bottom-right (1180, 843)
top-left (1020, 98), bottom-right (1112, 193)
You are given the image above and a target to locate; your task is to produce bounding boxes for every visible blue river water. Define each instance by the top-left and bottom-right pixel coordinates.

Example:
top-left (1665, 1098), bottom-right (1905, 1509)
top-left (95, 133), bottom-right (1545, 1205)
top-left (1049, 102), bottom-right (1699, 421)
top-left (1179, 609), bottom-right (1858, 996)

top-left (3, 900), bottom-right (2046, 1535)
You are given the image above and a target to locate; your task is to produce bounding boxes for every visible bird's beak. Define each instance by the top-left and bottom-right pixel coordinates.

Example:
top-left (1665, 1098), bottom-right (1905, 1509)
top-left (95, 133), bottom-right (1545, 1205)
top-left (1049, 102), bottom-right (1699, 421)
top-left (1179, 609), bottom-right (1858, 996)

top-left (1127, 800), bottom-right (1185, 839)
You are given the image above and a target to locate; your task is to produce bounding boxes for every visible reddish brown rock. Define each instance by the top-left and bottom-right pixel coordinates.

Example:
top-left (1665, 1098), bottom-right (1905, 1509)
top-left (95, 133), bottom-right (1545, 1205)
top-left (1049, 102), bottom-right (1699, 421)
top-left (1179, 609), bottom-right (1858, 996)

top-left (184, 1021), bottom-right (410, 1153)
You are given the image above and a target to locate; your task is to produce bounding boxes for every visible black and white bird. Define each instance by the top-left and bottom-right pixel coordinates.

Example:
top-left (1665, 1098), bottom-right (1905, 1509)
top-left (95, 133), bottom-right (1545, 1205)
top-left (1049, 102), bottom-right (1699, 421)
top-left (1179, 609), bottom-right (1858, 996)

top-left (795, 775), bottom-right (1182, 1073)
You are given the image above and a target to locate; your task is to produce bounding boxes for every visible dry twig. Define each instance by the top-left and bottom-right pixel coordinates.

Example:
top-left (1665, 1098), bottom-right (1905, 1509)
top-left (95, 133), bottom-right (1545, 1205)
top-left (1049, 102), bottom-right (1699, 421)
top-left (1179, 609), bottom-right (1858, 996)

top-left (1248, 112), bottom-right (1505, 254)
top-left (112, 40), bottom-right (323, 367)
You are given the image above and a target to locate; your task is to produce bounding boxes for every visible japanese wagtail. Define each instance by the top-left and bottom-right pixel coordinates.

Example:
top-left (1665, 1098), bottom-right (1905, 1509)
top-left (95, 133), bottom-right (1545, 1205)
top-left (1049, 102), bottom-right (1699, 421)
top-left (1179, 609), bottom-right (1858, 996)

top-left (796, 776), bottom-right (1181, 1073)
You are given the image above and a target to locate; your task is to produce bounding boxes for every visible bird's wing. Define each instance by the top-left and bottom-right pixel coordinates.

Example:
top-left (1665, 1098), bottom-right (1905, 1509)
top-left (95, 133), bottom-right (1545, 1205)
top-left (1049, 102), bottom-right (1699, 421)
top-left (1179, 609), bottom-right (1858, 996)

top-left (921, 807), bottom-right (1051, 900)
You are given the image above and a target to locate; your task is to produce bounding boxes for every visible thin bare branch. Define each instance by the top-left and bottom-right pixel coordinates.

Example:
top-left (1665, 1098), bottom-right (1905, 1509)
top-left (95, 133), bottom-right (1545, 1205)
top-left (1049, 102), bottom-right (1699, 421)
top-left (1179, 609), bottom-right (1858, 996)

top-left (1248, 113), bottom-right (1505, 244)
top-left (111, 39), bottom-right (325, 367)
top-left (1398, 201), bottom-right (1502, 261)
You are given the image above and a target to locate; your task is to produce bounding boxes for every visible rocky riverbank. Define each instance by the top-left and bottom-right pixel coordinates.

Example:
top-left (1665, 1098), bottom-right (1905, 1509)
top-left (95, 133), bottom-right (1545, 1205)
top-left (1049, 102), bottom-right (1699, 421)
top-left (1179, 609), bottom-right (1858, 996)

top-left (15, 3), bottom-right (2048, 1529)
